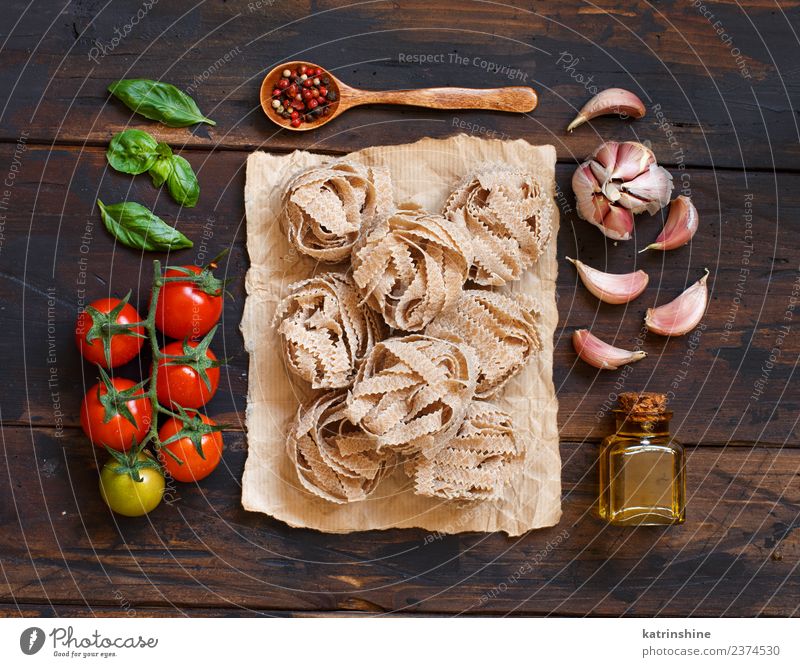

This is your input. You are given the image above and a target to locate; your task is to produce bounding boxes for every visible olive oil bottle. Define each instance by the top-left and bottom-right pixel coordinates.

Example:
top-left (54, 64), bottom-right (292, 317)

top-left (598, 392), bottom-right (685, 526)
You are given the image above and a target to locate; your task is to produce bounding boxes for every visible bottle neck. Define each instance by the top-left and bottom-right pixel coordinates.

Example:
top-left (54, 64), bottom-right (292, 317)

top-left (613, 411), bottom-right (672, 437)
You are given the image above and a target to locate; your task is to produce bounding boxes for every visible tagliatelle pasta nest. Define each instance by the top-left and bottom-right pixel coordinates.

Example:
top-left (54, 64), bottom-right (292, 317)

top-left (407, 401), bottom-right (522, 501)
top-left (443, 164), bottom-right (554, 286)
top-left (426, 289), bottom-right (542, 398)
top-left (287, 391), bottom-right (392, 504)
top-left (282, 161), bottom-right (393, 262)
top-left (351, 205), bottom-right (472, 331)
top-left (273, 272), bottom-right (386, 389)
top-left (345, 335), bottom-right (479, 456)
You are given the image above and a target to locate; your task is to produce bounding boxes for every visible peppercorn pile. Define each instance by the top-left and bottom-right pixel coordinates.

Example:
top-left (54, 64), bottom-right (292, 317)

top-left (269, 64), bottom-right (338, 127)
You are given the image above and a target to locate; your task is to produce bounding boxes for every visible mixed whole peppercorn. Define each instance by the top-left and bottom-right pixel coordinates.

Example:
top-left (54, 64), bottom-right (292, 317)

top-left (270, 64), bottom-right (338, 127)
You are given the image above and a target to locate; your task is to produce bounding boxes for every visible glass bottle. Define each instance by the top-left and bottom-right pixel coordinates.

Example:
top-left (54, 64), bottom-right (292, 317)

top-left (598, 392), bottom-right (685, 526)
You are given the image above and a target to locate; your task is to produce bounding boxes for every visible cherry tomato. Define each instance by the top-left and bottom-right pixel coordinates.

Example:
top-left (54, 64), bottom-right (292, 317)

top-left (75, 297), bottom-right (144, 368)
top-left (80, 376), bottom-right (152, 451)
top-left (99, 452), bottom-right (165, 517)
top-left (156, 341), bottom-right (220, 409)
top-left (158, 413), bottom-right (223, 482)
top-left (154, 266), bottom-right (223, 340)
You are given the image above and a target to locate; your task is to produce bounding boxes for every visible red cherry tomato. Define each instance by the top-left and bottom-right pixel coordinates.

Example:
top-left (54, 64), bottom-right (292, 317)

top-left (75, 298), bottom-right (144, 368)
top-left (80, 377), bottom-right (152, 451)
top-left (154, 266), bottom-right (223, 340)
top-left (158, 413), bottom-right (223, 482)
top-left (156, 341), bottom-right (220, 409)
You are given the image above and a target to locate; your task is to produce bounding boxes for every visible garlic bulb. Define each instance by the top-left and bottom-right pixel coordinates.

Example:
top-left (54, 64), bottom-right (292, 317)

top-left (645, 269), bottom-right (709, 336)
top-left (567, 88), bottom-right (646, 132)
top-left (641, 196), bottom-right (699, 252)
top-left (567, 257), bottom-right (649, 304)
top-left (572, 141), bottom-right (674, 241)
top-left (572, 329), bottom-right (647, 370)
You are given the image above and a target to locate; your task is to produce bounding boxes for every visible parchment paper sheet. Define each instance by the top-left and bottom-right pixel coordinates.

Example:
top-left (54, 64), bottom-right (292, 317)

top-left (240, 134), bottom-right (561, 536)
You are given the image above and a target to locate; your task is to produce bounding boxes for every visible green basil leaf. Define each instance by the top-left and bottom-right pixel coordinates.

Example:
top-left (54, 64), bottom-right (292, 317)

top-left (155, 142), bottom-right (173, 158)
top-left (148, 156), bottom-right (173, 187)
top-left (106, 129), bottom-right (159, 175)
top-left (165, 155), bottom-right (199, 207)
top-left (97, 199), bottom-right (193, 251)
top-left (108, 79), bottom-right (216, 127)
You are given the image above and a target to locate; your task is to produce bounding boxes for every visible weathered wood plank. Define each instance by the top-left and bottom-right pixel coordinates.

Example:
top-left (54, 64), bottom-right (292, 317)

top-left (1, 428), bottom-right (798, 616)
top-left (0, 145), bottom-right (796, 444)
top-left (0, 0), bottom-right (797, 169)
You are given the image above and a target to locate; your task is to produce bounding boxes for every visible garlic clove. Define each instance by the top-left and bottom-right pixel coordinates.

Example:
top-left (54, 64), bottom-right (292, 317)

top-left (567, 257), bottom-right (649, 304)
top-left (611, 141), bottom-right (654, 181)
top-left (619, 164), bottom-right (674, 214)
top-left (566, 88), bottom-right (646, 132)
top-left (602, 205), bottom-right (635, 241)
top-left (572, 329), bottom-right (647, 370)
top-left (640, 196), bottom-right (699, 252)
top-left (645, 269), bottom-right (709, 336)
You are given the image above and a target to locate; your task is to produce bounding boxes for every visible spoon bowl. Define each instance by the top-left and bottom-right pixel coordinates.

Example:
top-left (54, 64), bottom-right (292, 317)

top-left (260, 61), bottom-right (538, 132)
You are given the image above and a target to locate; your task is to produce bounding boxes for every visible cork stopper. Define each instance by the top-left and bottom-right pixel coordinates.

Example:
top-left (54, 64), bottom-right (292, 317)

top-left (618, 392), bottom-right (668, 415)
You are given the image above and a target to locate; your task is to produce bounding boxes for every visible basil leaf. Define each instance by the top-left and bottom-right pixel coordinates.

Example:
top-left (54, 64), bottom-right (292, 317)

top-left (148, 156), bottom-right (173, 187)
top-left (155, 142), bottom-right (173, 158)
top-left (106, 129), bottom-right (159, 175)
top-left (108, 79), bottom-right (216, 127)
top-left (97, 199), bottom-right (193, 251)
top-left (165, 155), bottom-right (199, 207)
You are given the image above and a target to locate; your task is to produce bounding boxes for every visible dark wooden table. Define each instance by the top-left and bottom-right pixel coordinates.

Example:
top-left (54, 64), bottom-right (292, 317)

top-left (1, 0), bottom-right (798, 618)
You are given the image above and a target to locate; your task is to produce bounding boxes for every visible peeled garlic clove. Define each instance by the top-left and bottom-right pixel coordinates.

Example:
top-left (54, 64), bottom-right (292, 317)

top-left (645, 269), bottom-right (709, 336)
top-left (641, 196), bottom-right (699, 252)
top-left (567, 88), bottom-right (646, 132)
top-left (572, 329), bottom-right (647, 370)
top-left (567, 257), bottom-right (649, 304)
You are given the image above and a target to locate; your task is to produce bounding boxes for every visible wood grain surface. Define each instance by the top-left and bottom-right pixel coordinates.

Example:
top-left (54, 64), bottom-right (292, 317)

top-left (0, 0), bottom-right (798, 617)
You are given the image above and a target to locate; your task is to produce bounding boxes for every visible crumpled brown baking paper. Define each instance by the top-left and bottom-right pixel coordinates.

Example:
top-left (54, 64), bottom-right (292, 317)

top-left (241, 135), bottom-right (561, 536)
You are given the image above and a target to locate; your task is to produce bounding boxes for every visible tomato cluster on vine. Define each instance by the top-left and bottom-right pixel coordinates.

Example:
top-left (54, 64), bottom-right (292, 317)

top-left (76, 257), bottom-right (228, 517)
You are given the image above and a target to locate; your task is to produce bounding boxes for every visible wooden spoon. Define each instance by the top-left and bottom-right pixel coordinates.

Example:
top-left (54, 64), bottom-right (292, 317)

top-left (260, 61), bottom-right (538, 132)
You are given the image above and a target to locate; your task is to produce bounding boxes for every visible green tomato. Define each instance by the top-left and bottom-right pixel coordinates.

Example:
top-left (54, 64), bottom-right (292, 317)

top-left (99, 453), bottom-right (165, 517)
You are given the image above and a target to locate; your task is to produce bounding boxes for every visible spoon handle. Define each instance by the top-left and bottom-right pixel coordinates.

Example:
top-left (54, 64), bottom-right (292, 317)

top-left (344, 86), bottom-right (538, 113)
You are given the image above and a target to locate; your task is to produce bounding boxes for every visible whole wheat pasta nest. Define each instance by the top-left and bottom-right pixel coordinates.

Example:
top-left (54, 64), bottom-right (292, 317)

top-left (443, 164), bottom-right (554, 286)
top-left (273, 272), bottom-right (386, 389)
top-left (351, 204), bottom-right (472, 331)
top-left (281, 160), bottom-right (393, 262)
top-left (426, 289), bottom-right (541, 398)
top-left (287, 391), bottom-right (392, 504)
top-left (407, 400), bottom-right (522, 501)
top-left (345, 334), bottom-right (478, 456)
